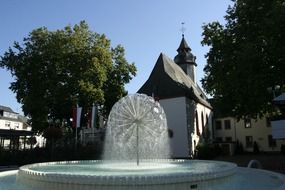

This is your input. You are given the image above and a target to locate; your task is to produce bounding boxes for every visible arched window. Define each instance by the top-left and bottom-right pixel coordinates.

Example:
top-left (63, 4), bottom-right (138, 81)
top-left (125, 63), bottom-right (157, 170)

top-left (201, 112), bottom-right (204, 134)
top-left (195, 111), bottom-right (200, 136)
top-left (205, 114), bottom-right (209, 137)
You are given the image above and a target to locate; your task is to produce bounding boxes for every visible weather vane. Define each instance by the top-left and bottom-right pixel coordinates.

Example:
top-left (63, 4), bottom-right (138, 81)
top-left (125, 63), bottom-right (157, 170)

top-left (181, 22), bottom-right (186, 37)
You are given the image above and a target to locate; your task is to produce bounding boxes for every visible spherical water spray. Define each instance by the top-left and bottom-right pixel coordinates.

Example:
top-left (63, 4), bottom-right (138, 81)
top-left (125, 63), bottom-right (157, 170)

top-left (103, 93), bottom-right (170, 164)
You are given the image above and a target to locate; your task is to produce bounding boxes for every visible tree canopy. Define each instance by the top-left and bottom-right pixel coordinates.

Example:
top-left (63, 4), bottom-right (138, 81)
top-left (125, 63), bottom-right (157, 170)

top-left (201, 0), bottom-right (285, 118)
top-left (0, 21), bottom-right (136, 131)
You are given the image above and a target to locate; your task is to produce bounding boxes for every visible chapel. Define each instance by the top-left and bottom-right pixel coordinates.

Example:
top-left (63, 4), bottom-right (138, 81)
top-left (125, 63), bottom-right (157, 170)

top-left (138, 35), bottom-right (213, 157)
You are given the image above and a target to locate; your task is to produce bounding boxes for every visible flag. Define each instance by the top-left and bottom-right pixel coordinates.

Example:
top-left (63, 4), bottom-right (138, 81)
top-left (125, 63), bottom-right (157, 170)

top-left (72, 106), bottom-right (82, 128)
top-left (76, 107), bottom-right (82, 128)
top-left (90, 104), bottom-right (97, 128)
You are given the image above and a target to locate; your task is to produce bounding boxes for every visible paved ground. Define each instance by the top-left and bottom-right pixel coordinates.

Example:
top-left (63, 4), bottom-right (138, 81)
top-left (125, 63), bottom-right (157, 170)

top-left (214, 153), bottom-right (285, 174)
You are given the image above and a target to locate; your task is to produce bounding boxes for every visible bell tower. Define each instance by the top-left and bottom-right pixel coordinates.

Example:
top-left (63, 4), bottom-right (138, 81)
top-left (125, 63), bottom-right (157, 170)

top-left (174, 34), bottom-right (197, 83)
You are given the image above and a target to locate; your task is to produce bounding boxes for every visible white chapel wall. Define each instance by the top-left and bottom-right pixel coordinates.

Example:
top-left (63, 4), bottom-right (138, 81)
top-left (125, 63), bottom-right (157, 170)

top-left (160, 97), bottom-right (189, 158)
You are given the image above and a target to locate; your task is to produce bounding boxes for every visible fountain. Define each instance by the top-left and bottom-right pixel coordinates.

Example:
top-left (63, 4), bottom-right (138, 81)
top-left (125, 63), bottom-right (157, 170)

top-left (103, 93), bottom-right (170, 163)
top-left (0, 93), bottom-right (285, 190)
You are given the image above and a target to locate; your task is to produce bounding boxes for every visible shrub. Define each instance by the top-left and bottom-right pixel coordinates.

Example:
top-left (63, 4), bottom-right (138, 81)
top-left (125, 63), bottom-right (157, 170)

top-left (195, 143), bottom-right (221, 159)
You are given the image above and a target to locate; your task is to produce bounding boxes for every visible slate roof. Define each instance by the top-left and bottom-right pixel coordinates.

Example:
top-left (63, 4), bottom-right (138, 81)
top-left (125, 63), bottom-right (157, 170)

top-left (138, 53), bottom-right (212, 108)
top-left (0, 105), bottom-right (23, 122)
top-left (0, 105), bottom-right (16, 113)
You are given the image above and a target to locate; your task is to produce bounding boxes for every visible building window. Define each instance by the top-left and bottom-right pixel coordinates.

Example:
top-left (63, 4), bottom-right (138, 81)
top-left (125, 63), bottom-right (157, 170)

top-left (225, 137), bottom-right (232, 142)
top-left (201, 112), bottom-right (204, 134)
top-left (224, 120), bottom-right (231, 130)
top-left (5, 121), bottom-right (11, 128)
top-left (268, 135), bottom-right (277, 148)
top-left (215, 120), bottom-right (222, 130)
top-left (245, 136), bottom-right (253, 148)
top-left (14, 123), bottom-right (19, 129)
top-left (215, 137), bottom-right (223, 142)
top-left (244, 118), bottom-right (251, 128)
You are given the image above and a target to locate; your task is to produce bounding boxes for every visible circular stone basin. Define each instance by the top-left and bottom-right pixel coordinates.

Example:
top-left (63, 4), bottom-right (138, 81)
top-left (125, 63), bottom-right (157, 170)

top-left (0, 160), bottom-right (285, 190)
top-left (16, 160), bottom-right (236, 189)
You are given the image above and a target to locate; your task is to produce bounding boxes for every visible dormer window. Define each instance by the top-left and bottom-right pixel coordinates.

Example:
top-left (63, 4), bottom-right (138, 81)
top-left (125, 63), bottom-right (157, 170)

top-left (3, 111), bottom-right (18, 119)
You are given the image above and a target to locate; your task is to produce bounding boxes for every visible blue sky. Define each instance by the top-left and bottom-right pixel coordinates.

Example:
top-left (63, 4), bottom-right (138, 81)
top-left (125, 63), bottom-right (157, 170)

top-left (0, 0), bottom-right (232, 114)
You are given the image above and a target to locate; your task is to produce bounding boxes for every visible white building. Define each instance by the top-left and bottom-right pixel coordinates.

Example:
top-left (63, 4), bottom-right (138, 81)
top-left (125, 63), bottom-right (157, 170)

top-left (138, 35), bottom-right (213, 158)
top-left (214, 116), bottom-right (285, 154)
top-left (0, 105), bottom-right (34, 150)
top-left (213, 93), bottom-right (285, 154)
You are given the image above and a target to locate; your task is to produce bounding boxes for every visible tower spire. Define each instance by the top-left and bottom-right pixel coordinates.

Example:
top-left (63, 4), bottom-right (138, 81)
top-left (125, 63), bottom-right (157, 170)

top-left (174, 27), bottom-right (197, 82)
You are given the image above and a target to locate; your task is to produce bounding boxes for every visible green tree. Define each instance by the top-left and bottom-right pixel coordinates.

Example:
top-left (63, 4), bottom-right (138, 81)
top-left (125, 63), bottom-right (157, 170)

top-left (0, 21), bottom-right (136, 131)
top-left (201, 0), bottom-right (285, 118)
top-left (103, 45), bottom-right (136, 115)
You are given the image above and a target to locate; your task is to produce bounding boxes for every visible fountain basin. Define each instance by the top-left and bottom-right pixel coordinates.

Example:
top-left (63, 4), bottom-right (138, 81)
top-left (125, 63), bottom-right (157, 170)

top-left (1, 159), bottom-right (285, 190)
top-left (17, 160), bottom-right (236, 187)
